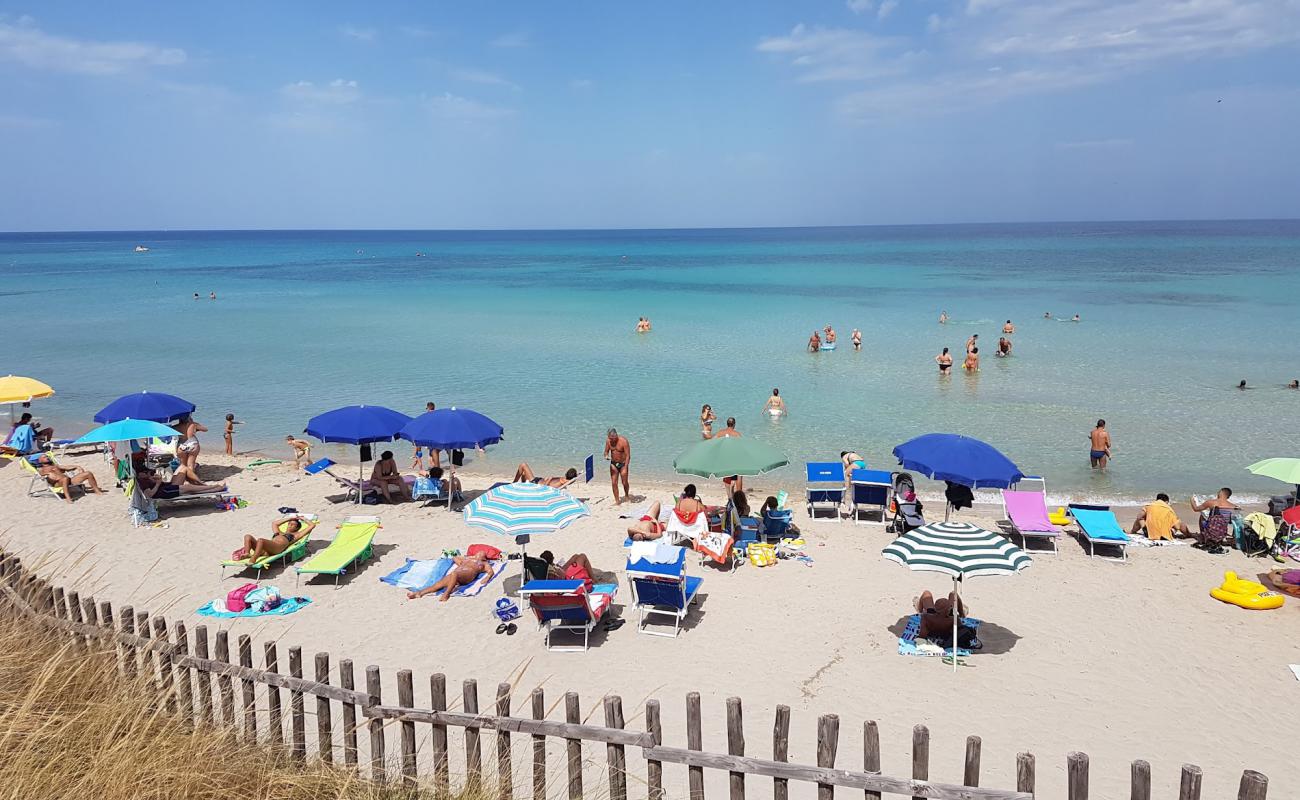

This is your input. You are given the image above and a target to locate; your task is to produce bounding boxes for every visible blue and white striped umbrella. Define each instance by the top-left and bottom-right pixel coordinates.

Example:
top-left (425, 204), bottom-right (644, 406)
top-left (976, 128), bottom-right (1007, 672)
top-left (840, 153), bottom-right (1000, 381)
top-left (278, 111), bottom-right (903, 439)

top-left (463, 482), bottom-right (589, 536)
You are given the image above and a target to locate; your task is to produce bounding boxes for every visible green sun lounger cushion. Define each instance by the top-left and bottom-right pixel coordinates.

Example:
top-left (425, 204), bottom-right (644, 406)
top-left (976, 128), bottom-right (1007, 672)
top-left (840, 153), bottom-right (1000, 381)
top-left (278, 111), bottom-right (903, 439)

top-left (221, 531), bottom-right (313, 571)
top-left (296, 516), bottom-right (380, 577)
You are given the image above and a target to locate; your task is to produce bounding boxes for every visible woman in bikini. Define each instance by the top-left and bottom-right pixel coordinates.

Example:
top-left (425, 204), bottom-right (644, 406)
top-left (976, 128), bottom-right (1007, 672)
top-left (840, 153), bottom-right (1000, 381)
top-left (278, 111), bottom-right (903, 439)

top-left (175, 415), bottom-right (207, 471)
top-left (236, 516), bottom-right (318, 563)
top-left (963, 348), bottom-right (980, 372)
top-left (626, 501), bottom-right (667, 541)
top-left (935, 347), bottom-right (953, 374)
top-left (699, 404), bottom-right (715, 439)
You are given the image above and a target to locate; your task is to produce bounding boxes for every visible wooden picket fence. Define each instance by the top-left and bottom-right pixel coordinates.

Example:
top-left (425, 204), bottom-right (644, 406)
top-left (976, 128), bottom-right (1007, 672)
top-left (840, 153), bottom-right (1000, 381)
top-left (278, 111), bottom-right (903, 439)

top-left (0, 551), bottom-right (1271, 800)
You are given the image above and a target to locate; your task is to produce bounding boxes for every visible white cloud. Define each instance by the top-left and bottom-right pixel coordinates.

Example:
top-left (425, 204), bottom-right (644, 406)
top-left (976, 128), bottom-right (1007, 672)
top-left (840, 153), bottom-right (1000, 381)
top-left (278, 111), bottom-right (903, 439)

top-left (878, 0), bottom-right (899, 20)
top-left (0, 18), bottom-right (184, 75)
top-left (490, 31), bottom-right (530, 48)
top-left (339, 25), bottom-right (377, 43)
top-left (282, 79), bottom-right (361, 104)
top-left (450, 68), bottom-right (519, 91)
top-left (756, 24), bottom-right (904, 82)
top-left (846, 0), bottom-right (874, 14)
top-left (427, 92), bottom-right (514, 122)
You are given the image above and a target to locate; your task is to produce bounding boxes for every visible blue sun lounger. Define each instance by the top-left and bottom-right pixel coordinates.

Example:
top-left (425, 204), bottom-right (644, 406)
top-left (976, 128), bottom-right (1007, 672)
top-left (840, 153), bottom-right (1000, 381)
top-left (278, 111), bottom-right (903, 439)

top-left (1068, 504), bottom-right (1129, 561)
top-left (626, 547), bottom-right (703, 637)
top-left (850, 468), bottom-right (892, 525)
top-left (805, 462), bottom-right (845, 521)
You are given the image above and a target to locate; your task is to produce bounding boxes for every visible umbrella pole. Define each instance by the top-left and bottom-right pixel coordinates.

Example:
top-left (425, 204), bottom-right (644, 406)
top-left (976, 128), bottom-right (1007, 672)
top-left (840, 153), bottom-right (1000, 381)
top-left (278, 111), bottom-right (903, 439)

top-left (358, 451), bottom-right (363, 506)
top-left (517, 540), bottom-right (526, 597)
top-left (953, 575), bottom-right (960, 674)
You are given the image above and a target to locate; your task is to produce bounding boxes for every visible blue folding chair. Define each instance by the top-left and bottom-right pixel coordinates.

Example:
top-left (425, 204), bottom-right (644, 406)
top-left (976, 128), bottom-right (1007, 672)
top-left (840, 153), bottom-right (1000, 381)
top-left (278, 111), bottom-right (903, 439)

top-left (626, 547), bottom-right (703, 637)
top-left (805, 462), bottom-right (846, 521)
top-left (850, 468), bottom-right (893, 525)
top-left (760, 508), bottom-right (794, 543)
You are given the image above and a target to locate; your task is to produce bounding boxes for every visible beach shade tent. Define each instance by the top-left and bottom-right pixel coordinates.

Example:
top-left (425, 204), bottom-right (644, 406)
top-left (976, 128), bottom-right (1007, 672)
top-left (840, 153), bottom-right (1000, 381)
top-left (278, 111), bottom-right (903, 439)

top-left (892, 433), bottom-right (1025, 520)
top-left (305, 405), bottom-right (413, 504)
top-left (73, 418), bottom-right (184, 445)
top-left (463, 482), bottom-right (589, 593)
top-left (398, 407), bottom-right (505, 512)
top-left (94, 391), bottom-right (195, 424)
top-left (1247, 458), bottom-right (1300, 504)
top-left (882, 520), bottom-right (1031, 672)
top-left (0, 375), bottom-right (55, 422)
top-left (673, 436), bottom-right (790, 480)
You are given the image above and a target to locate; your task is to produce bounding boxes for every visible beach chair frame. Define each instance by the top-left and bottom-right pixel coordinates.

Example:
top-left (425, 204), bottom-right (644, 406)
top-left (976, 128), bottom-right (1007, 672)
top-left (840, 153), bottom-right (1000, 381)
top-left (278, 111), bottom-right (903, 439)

top-left (849, 468), bottom-right (893, 526)
top-left (518, 580), bottom-right (615, 652)
top-left (20, 455), bottom-right (86, 501)
top-left (295, 516), bottom-right (380, 587)
top-left (999, 482), bottom-right (1061, 555)
top-left (804, 462), bottom-right (846, 521)
top-left (627, 570), bottom-right (703, 638)
top-left (221, 534), bottom-right (312, 579)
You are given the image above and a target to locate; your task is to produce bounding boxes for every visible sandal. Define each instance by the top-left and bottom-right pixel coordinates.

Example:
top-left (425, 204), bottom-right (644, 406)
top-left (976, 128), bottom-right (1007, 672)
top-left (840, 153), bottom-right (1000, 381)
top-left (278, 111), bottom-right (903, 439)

top-left (505, 623), bottom-right (517, 636)
top-left (495, 623), bottom-right (509, 635)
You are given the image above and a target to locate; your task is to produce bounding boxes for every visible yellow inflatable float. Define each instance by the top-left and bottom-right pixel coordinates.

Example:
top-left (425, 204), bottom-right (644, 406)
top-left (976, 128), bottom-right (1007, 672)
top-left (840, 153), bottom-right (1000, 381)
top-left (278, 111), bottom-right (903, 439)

top-left (1210, 571), bottom-right (1284, 610)
top-left (1048, 506), bottom-right (1071, 527)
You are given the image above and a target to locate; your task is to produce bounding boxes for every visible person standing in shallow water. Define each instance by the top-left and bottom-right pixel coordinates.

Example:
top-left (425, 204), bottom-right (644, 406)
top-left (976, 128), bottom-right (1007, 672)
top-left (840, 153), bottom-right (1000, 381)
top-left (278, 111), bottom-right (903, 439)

top-left (1089, 419), bottom-right (1112, 470)
top-left (935, 347), bottom-right (953, 374)
top-left (851, 328), bottom-right (862, 351)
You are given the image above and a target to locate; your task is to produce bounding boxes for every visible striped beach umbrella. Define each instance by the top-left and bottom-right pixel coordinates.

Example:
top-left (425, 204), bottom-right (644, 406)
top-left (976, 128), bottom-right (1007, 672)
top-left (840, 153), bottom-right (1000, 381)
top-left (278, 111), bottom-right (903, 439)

top-left (882, 521), bottom-right (1030, 671)
top-left (463, 482), bottom-right (589, 592)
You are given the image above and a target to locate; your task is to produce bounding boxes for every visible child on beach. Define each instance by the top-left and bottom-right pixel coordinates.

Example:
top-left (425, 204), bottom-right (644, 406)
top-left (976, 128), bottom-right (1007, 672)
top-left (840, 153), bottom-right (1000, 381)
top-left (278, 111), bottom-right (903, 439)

top-left (286, 435), bottom-right (311, 469)
top-left (224, 413), bottom-right (240, 455)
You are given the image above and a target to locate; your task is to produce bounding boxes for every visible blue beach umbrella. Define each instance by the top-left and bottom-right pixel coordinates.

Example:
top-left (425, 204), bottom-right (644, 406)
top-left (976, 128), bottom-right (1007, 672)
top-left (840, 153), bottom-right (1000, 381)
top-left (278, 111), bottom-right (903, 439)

top-left (94, 391), bottom-right (195, 424)
top-left (463, 482), bottom-right (589, 593)
top-left (305, 405), bottom-right (413, 504)
top-left (399, 407), bottom-right (504, 512)
top-left (74, 418), bottom-right (185, 444)
top-left (893, 433), bottom-right (1024, 520)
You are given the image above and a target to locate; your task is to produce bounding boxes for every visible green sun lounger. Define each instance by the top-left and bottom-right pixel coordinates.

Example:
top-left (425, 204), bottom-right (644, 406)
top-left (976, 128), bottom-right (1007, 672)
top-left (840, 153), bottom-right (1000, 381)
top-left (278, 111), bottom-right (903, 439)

top-left (295, 515), bottom-right (381, 586)
top-left (220, 524), bottom-right (316, 579)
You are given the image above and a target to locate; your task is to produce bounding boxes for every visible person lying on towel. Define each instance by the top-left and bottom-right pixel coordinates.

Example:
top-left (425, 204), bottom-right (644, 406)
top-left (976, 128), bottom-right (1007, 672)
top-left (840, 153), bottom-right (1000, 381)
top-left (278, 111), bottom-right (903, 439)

top-left (408, 556), bottom-right (493, 602)
top-left (916, 590), bottom-right (981, 650)
top-left (233, 515), bottom-right (318, 563)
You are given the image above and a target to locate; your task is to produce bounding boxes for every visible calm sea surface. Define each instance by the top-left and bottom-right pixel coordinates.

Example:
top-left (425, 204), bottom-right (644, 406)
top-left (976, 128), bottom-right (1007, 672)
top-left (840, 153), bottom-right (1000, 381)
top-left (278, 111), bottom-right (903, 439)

top-left (3, 222), bottom-right (1299, 504)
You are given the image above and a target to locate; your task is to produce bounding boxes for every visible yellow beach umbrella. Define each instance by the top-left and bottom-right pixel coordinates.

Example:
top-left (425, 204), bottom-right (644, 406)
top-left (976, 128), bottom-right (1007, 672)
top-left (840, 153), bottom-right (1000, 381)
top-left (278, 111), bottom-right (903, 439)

top-left (0, 375), bottom-right (55, 404)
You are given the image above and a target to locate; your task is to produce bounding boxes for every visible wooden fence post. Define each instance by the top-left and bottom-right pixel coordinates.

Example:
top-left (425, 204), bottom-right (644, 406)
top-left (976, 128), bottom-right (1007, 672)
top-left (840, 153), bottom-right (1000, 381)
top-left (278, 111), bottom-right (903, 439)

top-left (464, 678), bottom-right (482, 790)
top-left (1130, 759), bottom-right (1150, 800)
top-left (341, 659), bottom-right (359, 769)
top-left (497, 682), bottom-right (515, 800)
top-left (963, 735), bottom-right (981, 788)
top-left (81, 594), bottom-right (99, 640)
top-left (237, 634), bottom-right (256, 741)
top-left (816, 715), bottom-right (839, 800)
top-left (316, 653), bottom-right (334, 765)
top-left (1016, 753), bottom-right (1035, 795)
top-left (398, 670), bottom-right (417, 787)
top-left (66, 590), bottom-right (84, 652)
top-left (646, 698), bottom-right (664, 800)
top-left (100, 601), bottom-right (120, 674)
top-left (1237, 770), bottom-right (1268, 800)
top-left (264, 643), bottom-right (283, 748)
top-left (605, 695), bottom-right (627, 800)
top-left (910, 725), bottom-right (928, 800)
top-left (566, 691), bottom-right (584, 800)
top-left (215, 630), bottom-right (234, 728)
top-left (1178, 765), bottom-right (1203, 800)
top-left (290, 647), bottom-right (307, 762)
top-left (687, 692), bottom-right (704, 800)
top-left (173, 621), bottom-right (193, 723)
top-left (151, 617), bottom-right (176, 714)
top-left (367, 665), bottom-right (386, 783)
top-left (430, 673), bottom-right (449, 798)
top-left (135, 610), bottom-right (151, 683)
top-left (1068, 751), bottom-right (1089, 800)
top-left (863, 721), bottom-right (881, 800)
top-left (193, 625), bottom-right (212, 726)
top-left (726, 697), bottom-right (745, 800)
top-left (773, 705), bottom-right (790, 800)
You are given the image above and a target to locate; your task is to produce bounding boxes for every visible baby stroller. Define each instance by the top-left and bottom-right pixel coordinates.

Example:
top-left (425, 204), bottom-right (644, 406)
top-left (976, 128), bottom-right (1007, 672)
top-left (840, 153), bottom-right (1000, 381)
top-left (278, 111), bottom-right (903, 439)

top-left (887, 472), bottom-right (926, 533)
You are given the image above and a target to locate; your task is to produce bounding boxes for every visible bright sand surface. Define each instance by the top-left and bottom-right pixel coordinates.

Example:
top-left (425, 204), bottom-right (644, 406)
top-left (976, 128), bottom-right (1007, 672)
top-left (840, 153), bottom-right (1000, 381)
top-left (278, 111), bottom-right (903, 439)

top-left (2, 450), bottom-right (1295, 799)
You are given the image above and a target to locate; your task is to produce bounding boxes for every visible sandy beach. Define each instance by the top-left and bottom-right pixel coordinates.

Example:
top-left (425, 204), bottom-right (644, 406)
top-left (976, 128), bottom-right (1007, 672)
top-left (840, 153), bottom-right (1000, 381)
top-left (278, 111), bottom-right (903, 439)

top-left (1, 448), bottom-right (1294, 799)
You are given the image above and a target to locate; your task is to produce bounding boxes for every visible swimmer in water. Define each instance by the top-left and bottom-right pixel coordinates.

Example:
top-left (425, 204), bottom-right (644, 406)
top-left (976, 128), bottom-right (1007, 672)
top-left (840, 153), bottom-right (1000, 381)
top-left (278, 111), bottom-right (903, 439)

top-left (764, 388), bottom-right (787, 416)
top-left (1044, 311), bottom-right (1052, 319)
top-left (1237, 380), bottom-right (1250, 390)
top-left (808, 331), bottom-right (821, 352)
top-left (996, 337), bottom-right (1012, 357)
top-left (965, 333), bottom-right (978, 353)
top-left (963, 348), bottom-right (980, 372)
top-left (851, 328), bottom-right (862, 351)
top-left (935, 347), bottom-right (953, 374)
top-left (1002, 319), bottom-right (1014, 334)
top-left (824, 325), bottom-right (837, 345)
top-left (1289, 380), bottom-right (1299, 389)
top-left (1071, 314), bottom-right (1080, 322)
top-left (939, 310), bottom-right (949, 325)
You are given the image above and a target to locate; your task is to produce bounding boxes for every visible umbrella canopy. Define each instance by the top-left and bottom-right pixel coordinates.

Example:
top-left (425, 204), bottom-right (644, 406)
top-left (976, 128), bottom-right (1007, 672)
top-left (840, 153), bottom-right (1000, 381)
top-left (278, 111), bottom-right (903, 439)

top-left (305, 405), bottom-right (412, 445)
top-left (1247, 458), bottom-right (1300, 490)
top-left (74, 418), bottom-right (184, 444)
top-left (884, 520), bottom-right (1031, 578)
top-left (0, 375), bottom-right (55, 404)
top-left (399, 407), bottom-right (504, 449)
top-left (892, 433), bottom-right (1024, 489)
top-left (95, 391), bottom-right (195, 424)
top-left (463, 482), bottom-right (589, 537)
top-left (673, 436), bottom-right (789, 478)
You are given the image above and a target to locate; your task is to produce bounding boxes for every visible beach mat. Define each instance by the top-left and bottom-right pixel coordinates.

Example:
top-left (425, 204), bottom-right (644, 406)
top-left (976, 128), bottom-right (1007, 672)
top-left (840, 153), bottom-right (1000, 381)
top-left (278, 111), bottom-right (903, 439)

top-left (898, 613), bottom-right (981, 658)
top-left (197, 597), bottom-right (311, 618)
top-left (381, 557), bottom-right (507, 597)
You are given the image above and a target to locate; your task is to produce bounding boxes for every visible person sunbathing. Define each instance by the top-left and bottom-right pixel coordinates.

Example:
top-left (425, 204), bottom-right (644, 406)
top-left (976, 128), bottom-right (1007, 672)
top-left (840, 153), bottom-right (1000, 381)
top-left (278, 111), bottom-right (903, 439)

top-left (407, 555), bottom-right (493, 602)
top-left (1128, 493), bottom-right (1190, 540)
top-left (136, 468), bottom-right (226, 499)
top-left (916, 590), bottom-right (980, 650)
top-left (235, 516), bottom-right (318, 562)
top-left (535, 551), bottom-right (598, 590)
top-left (514, 462), bottom-right (578, 487)
top-left (32, 455), bottom-right (104, 504)
top-left (370, 450), bottom-right (411, 503)
top-left (627, 500), bottom-right (667, 541)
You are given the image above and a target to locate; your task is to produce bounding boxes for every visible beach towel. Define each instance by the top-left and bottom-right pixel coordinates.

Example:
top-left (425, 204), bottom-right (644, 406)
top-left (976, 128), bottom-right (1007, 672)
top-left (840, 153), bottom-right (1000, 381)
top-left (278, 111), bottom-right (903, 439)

top-left (627, 541), bottom-right (682, 564)
top-left (1142, 500), bottom-right (1180, 541)
top-left (897, 614), bottom-right (981, 658)
top-left (4, 424), bottom-right (36, 455)
top-left (667, 507), bottom-right (708, 540)
top-left (197, 596), bottom-right (311, 618)
top-left (380, 557), bottom-right (507, 597)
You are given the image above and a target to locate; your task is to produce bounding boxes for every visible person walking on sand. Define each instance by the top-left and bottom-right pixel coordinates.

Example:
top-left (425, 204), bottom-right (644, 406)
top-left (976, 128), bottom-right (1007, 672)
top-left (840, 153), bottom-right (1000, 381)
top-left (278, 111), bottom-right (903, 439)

top-left (224, 413), bottom-right (240, 456)
top-left (935, 347), bottom-right (953, 374)
top-left (603, 428), bottom-right (631, 504)
top-left (1089, 419), bottom-right (1111, 470)
top-left (851, 328), bottom-right (862, 351)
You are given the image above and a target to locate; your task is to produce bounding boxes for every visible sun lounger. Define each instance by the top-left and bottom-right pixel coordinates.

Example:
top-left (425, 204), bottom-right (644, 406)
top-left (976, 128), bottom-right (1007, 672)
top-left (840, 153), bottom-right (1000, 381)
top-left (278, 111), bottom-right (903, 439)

top-left (849, 468), bottom-right (892, 525)
top-left (626, 548), bottom-right (703, 637)
top-left (123, 477), bottom-right (228, 508)
top-left (221, 520), bottom-right (316, 578)
top-left (18, 454), bottom-right (86, 500)
top-left (805, 462), bottom-right (845, 521)
top-left (295, 516), bottom-right (381, 586)
top-left (1068, 504), bottom-right (1128, 561)
top-left (1000, 489), bottom-right (1061, 554)
top-left (518, 580), bottom-right (618, 651)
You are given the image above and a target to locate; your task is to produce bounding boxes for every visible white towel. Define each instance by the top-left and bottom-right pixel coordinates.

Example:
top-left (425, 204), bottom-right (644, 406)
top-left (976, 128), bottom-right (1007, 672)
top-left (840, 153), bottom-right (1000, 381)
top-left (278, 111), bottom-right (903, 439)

top-left (629, 541), bottom-right (683, 565)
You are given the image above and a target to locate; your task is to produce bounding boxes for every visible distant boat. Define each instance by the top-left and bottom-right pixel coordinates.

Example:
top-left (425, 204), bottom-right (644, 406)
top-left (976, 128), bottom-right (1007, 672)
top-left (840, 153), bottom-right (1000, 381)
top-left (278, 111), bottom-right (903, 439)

top-left (134, 245), bottom-right (150, 252)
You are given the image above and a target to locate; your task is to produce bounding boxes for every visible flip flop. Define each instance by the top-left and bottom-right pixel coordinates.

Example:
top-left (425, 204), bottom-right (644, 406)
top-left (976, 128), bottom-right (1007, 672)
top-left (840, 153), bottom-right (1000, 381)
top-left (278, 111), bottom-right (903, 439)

top-left (505, 623), bottom-right (517, 636)
top-left (495, 623), bottom-right (508, 635)
top-left (603, 618), bottom-right (626, 632)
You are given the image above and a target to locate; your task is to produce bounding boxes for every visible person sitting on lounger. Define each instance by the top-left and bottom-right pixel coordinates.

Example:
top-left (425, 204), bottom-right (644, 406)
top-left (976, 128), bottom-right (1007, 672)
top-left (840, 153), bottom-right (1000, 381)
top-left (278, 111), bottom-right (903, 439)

top-left (535, 551), bottom-right (599, 590)
top-left (915, 590), bottom-right (981, 650)
top-left (1128, 493), bottom-right (1190, 540)
top-left (427, 466), bottom-right (463, 500)
top-left (627, 501), bottom-right (667, 541)
top-left (31, 455), bottom-right (104, 504)
top-left (370, 450), bottom-right (411, 503)
top-left (514, 462), bottom-right (579, 487)
top-left (10, 413), bottom-right (53, 448)
top-left (136, 467), bottom-right (226, 499)
top-left (676, 484), bottom-right (706, 515)
top-left (1191, 488), bottom-right (1237, 551)
top-left (236, 515), bottom-right (319, 563)
top-left (407, 555), bottom-right (494, 602)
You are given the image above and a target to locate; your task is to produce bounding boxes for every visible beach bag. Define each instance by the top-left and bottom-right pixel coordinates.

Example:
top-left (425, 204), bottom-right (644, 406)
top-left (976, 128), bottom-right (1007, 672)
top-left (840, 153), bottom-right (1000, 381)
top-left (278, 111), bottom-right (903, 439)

top-left (225, 583), bottom-right (258, 613)
top-left (244, 586), bottom-right (282, 613)
top-left (748, 542), bottom-right (777, 567)
top-left (467, 544), bottom-right (503, 561)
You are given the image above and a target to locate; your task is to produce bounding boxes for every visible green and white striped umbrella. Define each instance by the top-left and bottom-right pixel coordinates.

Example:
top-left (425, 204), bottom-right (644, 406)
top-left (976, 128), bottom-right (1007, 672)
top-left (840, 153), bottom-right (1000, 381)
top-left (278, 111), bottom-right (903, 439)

top-left (882, 520), bottom-right (1031, 578)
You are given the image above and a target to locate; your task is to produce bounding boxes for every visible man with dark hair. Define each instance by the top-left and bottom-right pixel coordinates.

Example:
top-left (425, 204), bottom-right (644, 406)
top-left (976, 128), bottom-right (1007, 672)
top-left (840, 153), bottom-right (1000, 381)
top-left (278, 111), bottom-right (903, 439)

top-left (603, 428), bottom-right (630, 504)
top-left (1129, 493), bottom-right (1189, 540)
top-left (1089, 420), bottom-right (1111, 470)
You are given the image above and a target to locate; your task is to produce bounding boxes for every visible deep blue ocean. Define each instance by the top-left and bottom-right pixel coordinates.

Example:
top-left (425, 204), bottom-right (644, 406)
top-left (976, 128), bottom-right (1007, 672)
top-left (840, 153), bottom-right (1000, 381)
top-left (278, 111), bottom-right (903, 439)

top-left (3, 221), bottom-right (1299, 503)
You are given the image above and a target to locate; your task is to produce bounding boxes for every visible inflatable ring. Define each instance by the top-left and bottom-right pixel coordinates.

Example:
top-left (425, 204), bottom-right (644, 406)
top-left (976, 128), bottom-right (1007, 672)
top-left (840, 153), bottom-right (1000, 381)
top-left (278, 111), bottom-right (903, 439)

top-left (1210, 571), bottom-right (1284, 610)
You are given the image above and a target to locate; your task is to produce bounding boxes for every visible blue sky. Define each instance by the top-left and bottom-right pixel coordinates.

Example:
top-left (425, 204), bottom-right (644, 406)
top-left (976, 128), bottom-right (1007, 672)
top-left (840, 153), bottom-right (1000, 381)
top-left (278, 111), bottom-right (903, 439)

top-left (1, 1), bottom-right (1298, 230)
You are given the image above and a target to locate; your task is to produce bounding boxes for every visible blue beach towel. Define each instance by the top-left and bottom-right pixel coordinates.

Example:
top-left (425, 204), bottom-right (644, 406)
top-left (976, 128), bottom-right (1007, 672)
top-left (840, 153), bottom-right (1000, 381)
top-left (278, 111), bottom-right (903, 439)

top-left (381, 557), bottom-right (508, 597)
top-left (197, 597), bottom-right (311, 618)
top-left (897, 613), bottom-right (981, 657)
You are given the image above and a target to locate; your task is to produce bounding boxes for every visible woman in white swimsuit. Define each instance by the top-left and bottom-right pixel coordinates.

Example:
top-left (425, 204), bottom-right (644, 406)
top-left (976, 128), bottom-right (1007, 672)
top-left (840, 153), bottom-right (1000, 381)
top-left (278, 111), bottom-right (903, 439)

top-left (764, 388), bottom-right (787, 416)
top-left (699, 404), bottom-right (716, 439)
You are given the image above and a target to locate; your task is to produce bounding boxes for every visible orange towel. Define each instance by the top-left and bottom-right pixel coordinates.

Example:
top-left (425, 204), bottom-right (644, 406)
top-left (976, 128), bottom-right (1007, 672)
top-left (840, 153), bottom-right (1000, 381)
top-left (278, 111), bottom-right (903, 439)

top-left (1143, 501), bottom-right (1179, 541)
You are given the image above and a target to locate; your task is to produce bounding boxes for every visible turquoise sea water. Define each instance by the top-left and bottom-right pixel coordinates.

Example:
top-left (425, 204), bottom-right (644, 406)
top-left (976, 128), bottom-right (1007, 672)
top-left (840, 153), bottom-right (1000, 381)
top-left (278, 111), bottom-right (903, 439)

top-left (3, 222), bottom-right (1299, 504)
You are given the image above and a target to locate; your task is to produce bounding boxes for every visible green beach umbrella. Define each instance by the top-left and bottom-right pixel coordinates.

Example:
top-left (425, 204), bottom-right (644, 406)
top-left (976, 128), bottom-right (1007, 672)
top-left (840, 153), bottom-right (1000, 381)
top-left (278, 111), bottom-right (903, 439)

top-left (1246, 458), bottom-right (1300, 496)
top-left (673, 436), bottom-right (789, 478)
